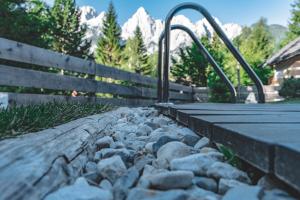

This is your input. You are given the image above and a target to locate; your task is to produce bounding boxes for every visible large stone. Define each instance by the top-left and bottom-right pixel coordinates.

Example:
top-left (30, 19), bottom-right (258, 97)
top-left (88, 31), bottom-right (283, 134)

top-left (155, 141), bottom-right (193, 168)
top-left (152, 117), bottom-right (170, 127)
top-left (206, 162), bottom-right (251, 183)
top-left (181, 134), bottom-right (200, 147)
top-left (95, 136), bottom-right (114, 150)
top-left (99, 179), bottom-right (112, 190)
top-left (113, 167), bottom-right (140, 200)
top-left (45, 177), bottom-right (113, 200)
top-left (141, 171), bottom-right (194, 190)
top-left (194, 137), bottom-right (210, 149)
top-left (170, 153), bottom-right (222, 175)
top-left (192, 177), bottom-right (218, 193)
top-left (94, 148), bottom-right (134, 166)
top-left (134, 154), bottom-right (155, 172)
top-left (187, 186), bottom-right (220, 200)
top-left (218, 178), bottom-right (248, 194)
top-left (222, 185), bottom-right (263, 200)
top-left (145, 142), bottom-right (154, 154)
top-left (136, 124), bottom-right (153, 136)
top-left (126, 188), bottom-right (189, 200)
top-left (97, 156), bottom-right (127, 184)
top-left (152, 136), bottom-right (179, 155)
top-left (84, 161), bottom-right (98, 173)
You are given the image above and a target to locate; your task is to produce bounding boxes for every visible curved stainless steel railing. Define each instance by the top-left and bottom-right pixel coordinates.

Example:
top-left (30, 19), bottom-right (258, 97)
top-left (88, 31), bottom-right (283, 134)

top-left (162, 2), bottom-right (265, 103)
top-left (157, 24), bottom-right (237, 103)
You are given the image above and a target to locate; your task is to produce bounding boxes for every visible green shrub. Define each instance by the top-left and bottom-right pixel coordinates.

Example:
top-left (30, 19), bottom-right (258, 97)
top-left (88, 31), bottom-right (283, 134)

top-left (279, 78), bottom-right (300, 98)
top-left (209, 82), bottom-right (232, 103)
top-left (0, 102), bottom-right (112, 139)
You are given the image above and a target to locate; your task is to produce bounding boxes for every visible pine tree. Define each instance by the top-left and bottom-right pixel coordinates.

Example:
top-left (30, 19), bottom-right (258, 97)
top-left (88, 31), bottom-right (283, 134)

top-left (171, 36), bottom-right (210, 87)
top-left (123, 26), bottom-right (152, 75)
top-left (50, 0), bottom-right (91, 58)
top-left (235, 18), bottom-right (275, 84)
top-left (281, 0), bottom-right (300, 46)
top-left (0, 0), bottom-right (51, 48)
top-left (94, 2), bottom-right (122, 67)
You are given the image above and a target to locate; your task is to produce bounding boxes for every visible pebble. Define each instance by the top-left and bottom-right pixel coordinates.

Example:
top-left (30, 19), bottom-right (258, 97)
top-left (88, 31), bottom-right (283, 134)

top-left (95, 136), bottom-right (114, 150)
top-left (152, 136), bottom-right (179, 155)
top-left (45, 177), bottom-right (113, 200)
top-left (99, 179), bottom-right (113, 190)
top-left (206, 162), bottom-right (251, 183)
top-left (194, 137), bottom-right (210, 149)
top-left (192, 177), bottom-right (218, 193)
top-left (97, 156), bottom-right (127, 184)
top-left (144, 170), bottom-right (194, 190)
top-left (155, 141), bottom-right (193, 168)
top-left (170, 153), bottom-right (222, 175)
top-left (218, 178), bottom-right (248, 194)
top-left (222, 185), bottom-right (263, 200)
top-left (127, 188), bottom-right (190, 200)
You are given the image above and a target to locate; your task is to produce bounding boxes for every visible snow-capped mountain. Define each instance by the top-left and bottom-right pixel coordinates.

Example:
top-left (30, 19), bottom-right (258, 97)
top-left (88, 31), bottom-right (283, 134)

top-left (80, 6), bottom-right (242, 54)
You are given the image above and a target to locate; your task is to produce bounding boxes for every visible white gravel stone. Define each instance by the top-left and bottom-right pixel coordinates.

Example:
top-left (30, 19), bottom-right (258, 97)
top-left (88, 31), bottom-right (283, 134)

top-left (194, 137), bottom-right (210, 149)
top-left (193, 177), bottom-right (218, 193)
top-left (143, 170), bottom-right (194, 190)
top-left (95, 136), bottom-right (114, 150)
top-left (206, 162), bottom-right (251, 183)
top-left (97, 156), bottom-right (127, 184)
top-left (222, 185), bottom-right (263, 200)
top-left (99, 179), bottom-right (113, 190)
top-left (155, 141), bottom-right (193, 168)
top-left (170, 153), bottom-right (222, 175)
top-left (45, 177), bottom-right (113, 200)
top-left (218, 178), bottom-right (248, 194)
top-left (127, 188), bottom-right (189, 200)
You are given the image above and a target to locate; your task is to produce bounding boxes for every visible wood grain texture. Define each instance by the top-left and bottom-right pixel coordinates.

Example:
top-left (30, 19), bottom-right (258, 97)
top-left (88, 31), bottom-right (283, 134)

top-left (0, 109), bottom-right (126, 200)
top-left (0, 37), bottom-right (195, 93)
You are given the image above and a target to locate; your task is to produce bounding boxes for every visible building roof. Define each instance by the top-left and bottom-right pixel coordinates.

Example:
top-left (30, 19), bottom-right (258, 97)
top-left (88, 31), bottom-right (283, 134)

top-left (266, 37), bottom-right (300, 69)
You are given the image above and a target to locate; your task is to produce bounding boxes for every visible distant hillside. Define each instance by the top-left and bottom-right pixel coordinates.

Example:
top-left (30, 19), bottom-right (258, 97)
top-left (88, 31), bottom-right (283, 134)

top-left (268, 24), bottom-right (288, 45)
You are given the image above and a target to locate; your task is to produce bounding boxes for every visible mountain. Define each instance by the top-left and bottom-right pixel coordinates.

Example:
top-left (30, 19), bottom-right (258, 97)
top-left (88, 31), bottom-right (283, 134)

top-left (80, 6), bottom-right (242, 54)
top-left (267, 24), bottom-right (288, 45)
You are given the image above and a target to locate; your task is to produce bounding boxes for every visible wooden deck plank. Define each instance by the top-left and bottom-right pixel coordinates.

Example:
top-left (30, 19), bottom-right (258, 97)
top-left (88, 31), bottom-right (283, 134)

top-left (275, 143), bottom-right (300, 192)
top-left (155, 103), bottom-right (300, 192)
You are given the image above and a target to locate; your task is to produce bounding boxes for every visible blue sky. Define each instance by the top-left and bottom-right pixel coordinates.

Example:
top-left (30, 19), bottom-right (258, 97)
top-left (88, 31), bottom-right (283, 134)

top-left (45, 0), bottom-right (294, 26)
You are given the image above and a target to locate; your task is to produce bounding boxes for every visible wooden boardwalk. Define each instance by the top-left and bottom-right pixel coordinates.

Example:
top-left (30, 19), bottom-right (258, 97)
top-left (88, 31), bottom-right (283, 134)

top-left (156, 103), bottom-right (300, 192)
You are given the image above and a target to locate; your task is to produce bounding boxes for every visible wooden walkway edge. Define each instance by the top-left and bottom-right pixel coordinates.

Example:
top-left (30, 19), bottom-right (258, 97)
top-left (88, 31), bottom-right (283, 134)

top-left (155, 103), bottom-right (300, 192)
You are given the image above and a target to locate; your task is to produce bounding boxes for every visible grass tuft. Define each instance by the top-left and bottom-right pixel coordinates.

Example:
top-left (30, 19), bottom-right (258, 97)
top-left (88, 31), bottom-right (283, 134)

top-left (0, 102), bottom-right (112, 139)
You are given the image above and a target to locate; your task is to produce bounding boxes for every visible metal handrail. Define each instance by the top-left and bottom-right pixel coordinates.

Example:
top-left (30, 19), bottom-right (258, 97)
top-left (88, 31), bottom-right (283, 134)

top-left (157, 24), bottom-right (237, 103)
top-left (162, 2), bottom-right (265, 103)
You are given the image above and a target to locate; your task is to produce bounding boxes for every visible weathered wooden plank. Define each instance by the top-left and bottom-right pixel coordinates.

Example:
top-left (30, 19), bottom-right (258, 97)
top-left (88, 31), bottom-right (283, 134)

top-left (212, 123), bottom-right (300, 172)
top-left (0, 109), bottom-right (126, 200)
top-left (167, 103), bottom-right (300, 112)
top-left (5, 93), bottom-right (156, 107)
top-left (0, 37), bottom-right (194, 93)
top-left (0, 65), bottom-right (151, 99)
top-left (275, 143), bottom-right (300, 192)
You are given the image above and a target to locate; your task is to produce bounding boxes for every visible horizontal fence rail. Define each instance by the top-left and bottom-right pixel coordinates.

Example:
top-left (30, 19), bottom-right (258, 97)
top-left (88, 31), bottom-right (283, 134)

top-left (0, 37), bottom-right (207, 107)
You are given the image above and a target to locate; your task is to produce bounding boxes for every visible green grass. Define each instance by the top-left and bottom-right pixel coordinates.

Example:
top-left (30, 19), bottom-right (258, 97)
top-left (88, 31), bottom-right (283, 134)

top-left (0, 102), bottom-right (112, 139)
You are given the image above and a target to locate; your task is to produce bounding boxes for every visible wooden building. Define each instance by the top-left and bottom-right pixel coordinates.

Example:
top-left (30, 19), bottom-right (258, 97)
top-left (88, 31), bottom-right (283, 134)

top-left (266, 37), bottom-right (300, 85)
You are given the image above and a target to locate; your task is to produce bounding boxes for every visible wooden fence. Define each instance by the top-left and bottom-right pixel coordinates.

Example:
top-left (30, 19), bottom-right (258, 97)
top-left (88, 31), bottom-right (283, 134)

top-left (0, 38), bottom-right (208, 107)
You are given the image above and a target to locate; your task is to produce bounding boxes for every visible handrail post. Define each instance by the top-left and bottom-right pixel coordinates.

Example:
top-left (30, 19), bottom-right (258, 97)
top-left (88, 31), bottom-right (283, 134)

top-left (158, 25), bottom-right (237, 103)
top-left (162, 2), bottom-right (265, 103)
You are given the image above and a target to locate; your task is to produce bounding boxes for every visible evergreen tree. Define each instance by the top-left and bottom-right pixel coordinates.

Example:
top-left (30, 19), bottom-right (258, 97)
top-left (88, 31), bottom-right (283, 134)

top-left (171, 36), bottom-right (210, 87)
top-left (281, 0), bottom-right (300, 46)
top-left (235, 18), bottom-right (275, 85)
top-left (94, 2), bottom-right (122, 67)
top-left (0, 0), bottom-right (51, 48)
top-left (123, 26), bottom-right (152, 75)
top-left (50, 0), bottom-right (91, 58)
